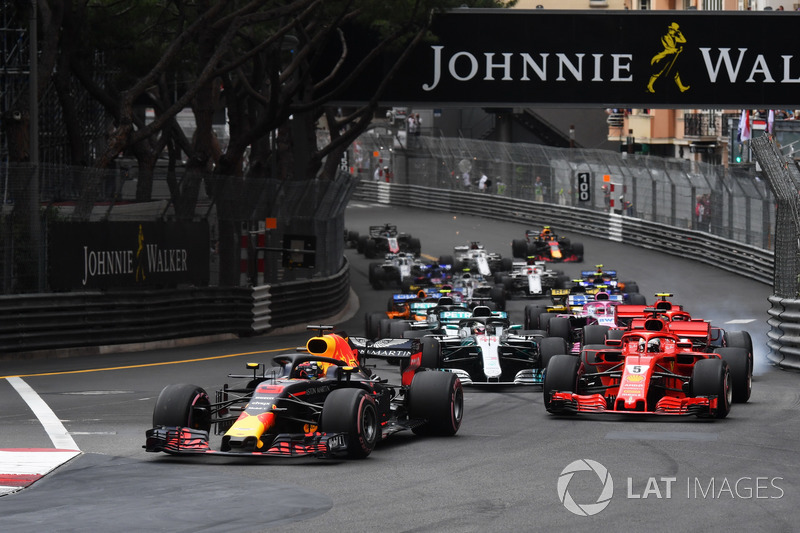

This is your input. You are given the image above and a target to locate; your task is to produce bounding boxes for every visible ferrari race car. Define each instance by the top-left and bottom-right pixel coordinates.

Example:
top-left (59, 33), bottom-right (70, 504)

top-left (357, 223), bottom-right (422, 259)
top-left (543, 307), bottom-right (752, 418)
top-left (512, 226), bottom-right (583, 263)
top-left (409, 305), bottom-right (569, 386)
top-left (145, 326), bottom-right (463, 459)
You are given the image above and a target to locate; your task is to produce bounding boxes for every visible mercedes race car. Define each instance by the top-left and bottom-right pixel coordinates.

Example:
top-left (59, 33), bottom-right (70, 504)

top-left (407, 305), bottom-right (569, 386)
top-left (357, 223), bottom-right (422, 259)
top-left (512, 226), bottom-right (583, 263)
top-left (145, 326), bottom-right (463, 459)
top-left (543, 307), bottom-right (751, 418)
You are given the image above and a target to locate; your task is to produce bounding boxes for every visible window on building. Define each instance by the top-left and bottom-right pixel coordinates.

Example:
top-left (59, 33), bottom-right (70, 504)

top-left (639, 0), bottom-right (650, 9)
top-left (702, 0), bottom-right (723, 9)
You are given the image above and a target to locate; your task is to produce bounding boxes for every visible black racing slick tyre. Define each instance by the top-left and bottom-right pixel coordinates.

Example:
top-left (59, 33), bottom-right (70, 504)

top-left (511, 239), bottom-right (528, 259)
top-left (489, 285), bottom-right (506, 311)
top-left (725, 330), bottom-right (754, 354)
top-left (539, 336), bottom-right (569, 371)
top-left (691, 358), bottom-right (732, 419)
top-left (548, 316), bottom-right (571, 343)
top-left (714, 347), bottom-right (752, 403)
top-left (543, 355), bottom-right (580, 413)
top-left (320, 388), bottom-right (379, 459)
top-left (408, 371), bottom-right (463, 436)
top-left (524, 304), bottom-right (547, 330)
top-left (389, 320), bottom-right (411, 339)
top-left (627, 292), bottom-right (646, 305)
top-left (365, 312), bottom-right (385, 339)
top-left (582, 325), bottom-right (609, 346)
top-left (572, 242), bottom-right (584, 262)
top-left (152, 383), bottom-right (211, 432)
top-left (421, 336), bottom-right (442, 369)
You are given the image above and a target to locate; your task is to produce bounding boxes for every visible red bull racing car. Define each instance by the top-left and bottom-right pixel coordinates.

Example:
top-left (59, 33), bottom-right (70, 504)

top-left (145, 326), bottom-right (463, 459)
top-left (511, 226), bottom-right (584, 263)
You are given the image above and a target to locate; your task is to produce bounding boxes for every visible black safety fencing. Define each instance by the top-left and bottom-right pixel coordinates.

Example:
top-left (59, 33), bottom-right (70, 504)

top-left (353, 181), bottom-right (774, 285)
top-left (0, 259), bottom-right (350, 355)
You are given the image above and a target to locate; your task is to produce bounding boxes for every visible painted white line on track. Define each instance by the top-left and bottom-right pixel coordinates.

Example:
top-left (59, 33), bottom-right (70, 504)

top-left (6, 377), bottom-right (80, 450)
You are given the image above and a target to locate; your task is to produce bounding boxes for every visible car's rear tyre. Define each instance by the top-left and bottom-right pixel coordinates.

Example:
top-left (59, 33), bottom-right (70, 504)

top-left (725, 330), bottom-right (753, 353)
top-left (524, 304), bottom-right (547, 330)
top-left (365, 312), bottom-right (385, 339)
top-left (622, 281), bottom-right (639, 294)
top-left (490, 285), bottom-right (506, 311)
top-left (543, 355), bottom-right (580, 413)
top-left (548, 316), bottom-right (571, 343)
top-left (368, 263), bottom-right (384, 289)
top-left (538, 312), bottom-right (556, 332)
top-left (389, 320), bottom-right (411, 339)
top-left (691, 358), bottom-right (731, 419)
top-left (571, 242), bottom-right (584, 262)
top-left (539, 336), bottom-right (569, 370)
top-left (408, 237), bottom-right (422, 256)
top-left (408, 371), bottom-right (463, 436)
top-left (421, 337), bottom-right (442, 369)
top-left (714, 347), bottom-right (751, 403)
top-left (152, 383), bottom-right (211, 432)
top-left (364, 238), bottom-right (377, 259)
top-left (321, 388), bottom-right (379, 459)
top-left (511, 239), bottom-right (528, 259)
top-left (627, 292), bottom-right (647, 305)
top-left (582, 325), bottom-right (609, 346)
top-left (379, 318), bottom-right (394, 338)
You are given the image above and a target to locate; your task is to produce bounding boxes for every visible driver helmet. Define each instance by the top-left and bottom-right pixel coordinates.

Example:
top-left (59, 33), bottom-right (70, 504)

top-left (647, 339), bottom-right (661, 353)
top-left (473, 323), bottom-right (486, 335)
top-left (297, 361), bottom-right (321, 379)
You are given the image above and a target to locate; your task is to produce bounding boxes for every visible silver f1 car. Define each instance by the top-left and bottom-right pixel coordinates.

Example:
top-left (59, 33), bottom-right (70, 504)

top-left (409, 306), bottom-right (568, 386)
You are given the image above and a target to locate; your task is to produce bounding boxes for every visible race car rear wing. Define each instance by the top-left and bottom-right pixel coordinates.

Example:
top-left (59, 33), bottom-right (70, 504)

top-left (349, 336), bottom-right (421, 361)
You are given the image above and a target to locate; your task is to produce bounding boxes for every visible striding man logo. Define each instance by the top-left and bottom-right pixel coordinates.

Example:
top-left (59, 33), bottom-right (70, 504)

top-left (646, 22), bottom-right (691, 94)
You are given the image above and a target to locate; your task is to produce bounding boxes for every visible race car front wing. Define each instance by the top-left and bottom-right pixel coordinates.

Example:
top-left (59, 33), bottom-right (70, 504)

top-left (548, 392), bottom-right (718, 416)
top-left (144, 426), bottom-right (349, 458)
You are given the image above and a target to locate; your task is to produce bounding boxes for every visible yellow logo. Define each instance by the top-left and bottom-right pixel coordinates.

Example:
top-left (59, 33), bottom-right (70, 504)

top-left (626, 375), bottom-right (645, 382)
top-left (646, 22), bottom-right (691, 94)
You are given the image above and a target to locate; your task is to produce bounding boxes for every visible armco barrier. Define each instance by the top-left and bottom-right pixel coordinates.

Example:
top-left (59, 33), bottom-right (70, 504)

top-left (766, 296), bottom-right (800, 370)
top-left (0, 259), bottom-right (350, 355)
top-left (355, 182), bottom-right (773, 285)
